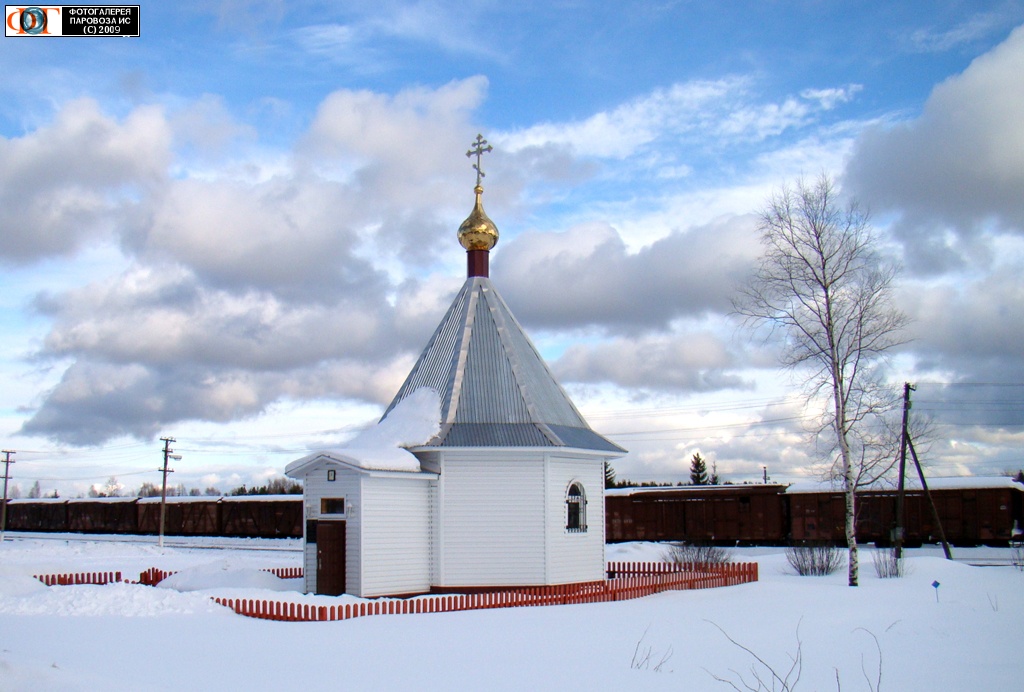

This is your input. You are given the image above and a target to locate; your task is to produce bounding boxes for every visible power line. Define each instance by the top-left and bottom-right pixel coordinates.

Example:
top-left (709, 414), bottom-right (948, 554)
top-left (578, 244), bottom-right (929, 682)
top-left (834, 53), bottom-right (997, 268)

top-left (915, 382), bottom-right (1024, 386)
top-left (17, 469), bottom-right (155, 482)
top-left (583, 395), bottom-right (795, 420)
top-left (604, 414), bottom-right (814, 438)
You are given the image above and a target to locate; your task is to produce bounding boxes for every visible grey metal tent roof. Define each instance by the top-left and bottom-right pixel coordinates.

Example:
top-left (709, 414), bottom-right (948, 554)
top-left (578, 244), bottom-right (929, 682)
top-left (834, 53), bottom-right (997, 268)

top-left (382, 277), bottom-right (624, 453)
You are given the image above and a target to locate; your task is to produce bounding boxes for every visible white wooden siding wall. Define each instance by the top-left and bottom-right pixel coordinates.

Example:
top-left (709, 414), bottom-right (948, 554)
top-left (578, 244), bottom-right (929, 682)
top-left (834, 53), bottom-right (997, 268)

top-left (359, 476), bottom-right (432, 597)
top-left (416, 452), bottom-right (442, 585)
top-left (545, 455), bottom-right (607, 583)
top-left (304, 531), bottom-right (316, 594)
top-left (429, 479), bottom-right (441, 586)
top-left (437, 452), bottom-right (546, 586)
top-left (301, 460), bottom-right (361, 596)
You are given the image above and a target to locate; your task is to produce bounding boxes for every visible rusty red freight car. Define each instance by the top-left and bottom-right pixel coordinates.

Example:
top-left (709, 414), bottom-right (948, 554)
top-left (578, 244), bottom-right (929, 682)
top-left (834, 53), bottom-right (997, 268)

top-left (784, 477), bottom-right (1024, 546)
top-left (220, 496), bottom-right (303, 538)
top-left (137, 497), bottom-right (222, 536)
top-left (65, 497), bottom-right (140, 533)
top-left (4, 498), bottom-right (69, 532)
top-left (606, 484), bottom-right (789, 544)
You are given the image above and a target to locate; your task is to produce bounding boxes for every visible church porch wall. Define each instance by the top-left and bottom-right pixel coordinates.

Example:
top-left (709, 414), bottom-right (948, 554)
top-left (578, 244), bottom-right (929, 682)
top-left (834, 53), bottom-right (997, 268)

top-left (434, 452), bottom-right (547, 587)
top-left (358, 475), bottom-right (432, 597)
top-left (300, 461), bottom-right (362, 596)
top-left (545, 455), bottom-right (607, 584)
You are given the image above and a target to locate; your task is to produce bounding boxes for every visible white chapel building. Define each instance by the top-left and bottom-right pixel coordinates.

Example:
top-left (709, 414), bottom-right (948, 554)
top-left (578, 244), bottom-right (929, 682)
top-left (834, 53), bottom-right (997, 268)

top-left (285, 138), bottom-right (625, 597)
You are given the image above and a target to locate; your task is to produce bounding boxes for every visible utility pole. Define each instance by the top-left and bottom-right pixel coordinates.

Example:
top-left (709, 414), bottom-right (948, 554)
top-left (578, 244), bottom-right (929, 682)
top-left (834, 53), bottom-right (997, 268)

top-left (893, 382), bottom-right (915, 559)
top-left (1, 450), bottom-right (14, 543)
top-left (158, 438), bottom-right (181, 549)
top-left (762, 466), bottom-right (769, 484)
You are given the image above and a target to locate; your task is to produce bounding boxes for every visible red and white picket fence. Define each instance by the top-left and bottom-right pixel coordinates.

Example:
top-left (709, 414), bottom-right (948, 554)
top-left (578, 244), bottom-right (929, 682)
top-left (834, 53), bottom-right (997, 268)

top-left (34, 571), bottom-right (122, 586)
top-left (137, 566), bottom-right (172, 586)
top-left (33, 561), bottom-right (758, 622)
top-left (37, 565), bottom-right (303, 587)
top-left (212, 561), bottom-right (758, 623)
top-left (136, 565), bottom-right (302, 586)
top-left (606, 561), bottom-right (758, 580)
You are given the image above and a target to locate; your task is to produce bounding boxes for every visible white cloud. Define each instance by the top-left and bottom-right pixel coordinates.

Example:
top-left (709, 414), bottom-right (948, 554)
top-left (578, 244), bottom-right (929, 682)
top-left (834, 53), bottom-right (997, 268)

top-left (303, 77), bottom-right (485, 174)
top-left (129, 176), bottom-right (380, 299)
top-left (365, 1), bottom-right (501, 60)
top-left (716, 97), bottom-right (809, 141)
top-left (296, 23), bottom-right (359, 57)
top-left (908, 11), bottom-right (1014, 53)
top-left (847, 23), bottom-right (1024, 271)
top-left (500, 78), bottom-right (743, 158)
top-left (902, 259), bottom-right (1024, 363)
top-left (36, 266), bottom-right (393, 370)
top-left (799, 85), bottom-right (863, 110)
top-left (170, 93), bottom-right (257, 156)
top-left (15, 81), bottom-right (495, 444)
top-left (554, 332), bottom-right (749, 393)
top-left (499, 77), bottom-right (862, 162)
top-left (496, 216), bottom-right (760, 332)
top-left (292, 3), bottom-right (501, 66)
top-left (0, 98), bottom-right (170, 260)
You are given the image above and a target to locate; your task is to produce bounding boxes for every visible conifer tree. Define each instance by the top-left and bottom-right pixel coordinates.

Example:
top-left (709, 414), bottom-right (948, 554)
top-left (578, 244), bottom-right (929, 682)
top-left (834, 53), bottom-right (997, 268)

top-left (689, 453), bottom-right (709, 485)
top-left (604, 462), bottom-right (617, 489)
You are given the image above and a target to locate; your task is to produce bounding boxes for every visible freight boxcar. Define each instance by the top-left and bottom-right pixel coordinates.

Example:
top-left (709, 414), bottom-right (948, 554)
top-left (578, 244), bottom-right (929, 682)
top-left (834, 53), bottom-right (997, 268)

top-left (137, 497), bottom-right (221, 536)
top-left (606, 484), bottom-right (789, 544)
top-left (786, 477), bottom-right (1024, 546)
top-left (926, 479), bottom-right (1022, 546)
top-left (220, 496), bottom-right (302, 538)
top-left (785, 487), bottom-right (845, 542)
top-left (784, 487), bottom-right (901, 543)
top-left (4, 498), bottom-right (68, 532)
top-left (66, 497), bottom-right (140, 533)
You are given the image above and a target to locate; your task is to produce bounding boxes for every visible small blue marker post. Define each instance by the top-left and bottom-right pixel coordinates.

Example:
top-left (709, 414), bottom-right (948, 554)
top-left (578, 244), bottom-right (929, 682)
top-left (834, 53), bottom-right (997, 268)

top-left (932, 580), bottom-right (941, 602)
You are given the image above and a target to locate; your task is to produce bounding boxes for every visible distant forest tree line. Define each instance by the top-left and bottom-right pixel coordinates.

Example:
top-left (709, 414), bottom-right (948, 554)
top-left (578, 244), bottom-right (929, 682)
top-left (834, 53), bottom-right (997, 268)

top-left (132, 476), bottom-right (302, 497)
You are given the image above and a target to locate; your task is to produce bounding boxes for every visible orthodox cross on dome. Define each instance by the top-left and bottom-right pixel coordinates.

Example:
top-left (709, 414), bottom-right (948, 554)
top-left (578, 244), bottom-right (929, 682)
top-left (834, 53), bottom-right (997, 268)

top-left (458, 134), bottom-right (499, 278)
top-left (466, 134), bottom-right (493, 188)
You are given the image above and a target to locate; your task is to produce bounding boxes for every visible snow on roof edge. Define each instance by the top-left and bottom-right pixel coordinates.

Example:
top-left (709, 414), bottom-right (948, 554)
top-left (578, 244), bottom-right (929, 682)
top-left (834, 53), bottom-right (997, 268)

top-left (286, 387), bottom-right (442, 476)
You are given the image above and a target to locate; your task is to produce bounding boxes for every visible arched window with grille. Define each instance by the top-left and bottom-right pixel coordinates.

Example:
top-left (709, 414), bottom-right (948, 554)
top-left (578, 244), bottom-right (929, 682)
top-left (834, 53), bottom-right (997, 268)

top-left (565, 482), bottom-right (587, 532)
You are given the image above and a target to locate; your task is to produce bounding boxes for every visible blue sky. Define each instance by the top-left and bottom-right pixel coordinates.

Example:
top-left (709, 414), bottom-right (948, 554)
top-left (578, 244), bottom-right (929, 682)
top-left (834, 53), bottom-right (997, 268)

top-left (2, 1), bottom-right (1024, 496)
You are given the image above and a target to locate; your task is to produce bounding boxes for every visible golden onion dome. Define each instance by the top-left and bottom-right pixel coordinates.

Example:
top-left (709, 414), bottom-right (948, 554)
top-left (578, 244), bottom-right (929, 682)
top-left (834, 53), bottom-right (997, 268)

top-left (457, 184), bottom-right (499, 251)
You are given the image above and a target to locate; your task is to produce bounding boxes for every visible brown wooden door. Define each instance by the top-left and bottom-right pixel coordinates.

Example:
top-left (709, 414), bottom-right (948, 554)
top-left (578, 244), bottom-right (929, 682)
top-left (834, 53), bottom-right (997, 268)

top-left (316, 521), bottom-right (346, 596)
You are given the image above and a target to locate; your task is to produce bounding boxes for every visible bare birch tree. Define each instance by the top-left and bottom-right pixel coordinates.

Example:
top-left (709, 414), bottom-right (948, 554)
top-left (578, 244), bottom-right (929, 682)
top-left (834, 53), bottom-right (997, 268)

top-left (735, 174), bottom-right (908, 586)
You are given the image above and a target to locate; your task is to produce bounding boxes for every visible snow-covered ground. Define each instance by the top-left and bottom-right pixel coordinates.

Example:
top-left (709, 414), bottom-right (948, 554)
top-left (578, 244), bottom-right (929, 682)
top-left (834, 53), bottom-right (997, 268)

top-left (2, 535), bottom-right (1022, 691)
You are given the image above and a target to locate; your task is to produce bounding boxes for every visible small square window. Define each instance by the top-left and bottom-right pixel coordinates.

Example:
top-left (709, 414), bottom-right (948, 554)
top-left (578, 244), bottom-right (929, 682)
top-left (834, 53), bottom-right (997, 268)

top-left (327, 469), bottom-right (336, 481)
top-left (321, 498), bottom-right (345, 515)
